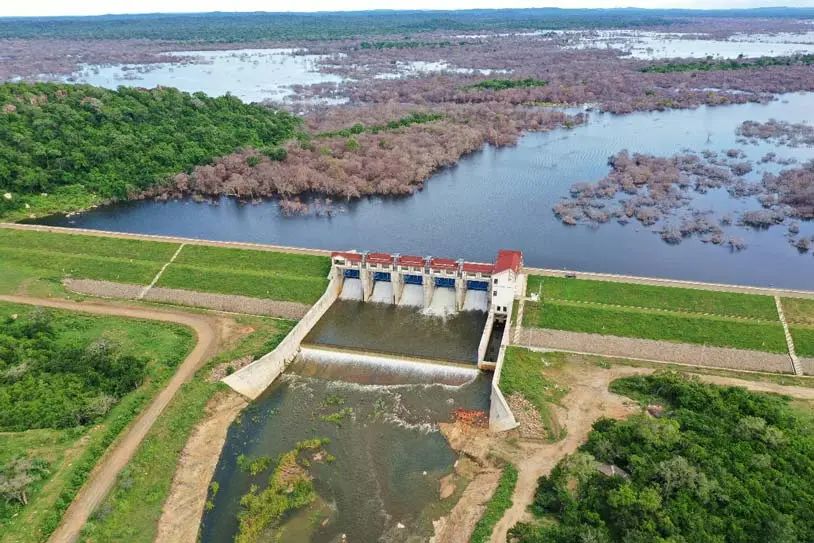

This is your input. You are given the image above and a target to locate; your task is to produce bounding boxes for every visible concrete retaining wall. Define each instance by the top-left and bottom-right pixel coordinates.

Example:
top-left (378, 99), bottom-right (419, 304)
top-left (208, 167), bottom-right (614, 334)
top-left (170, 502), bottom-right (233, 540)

top-left (477, 309), bottom-right (495, 367)
top-left (801, 357), bottom-right (814, 376)
top-left (489, 307), bottom-right (519, 433)
top-left (223, 275), bottom-right (340, 399)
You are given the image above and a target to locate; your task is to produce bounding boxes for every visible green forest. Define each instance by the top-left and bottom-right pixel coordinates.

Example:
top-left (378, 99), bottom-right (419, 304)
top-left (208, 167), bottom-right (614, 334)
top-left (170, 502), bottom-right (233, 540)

top-left (641, 54), bottom-right (814, 73)
top-left (0, 82), bottom-right (300, 218)
top-left (511, 372), bottom-right (814, 543)
top-left (0, 308), bottom-right (146, 431)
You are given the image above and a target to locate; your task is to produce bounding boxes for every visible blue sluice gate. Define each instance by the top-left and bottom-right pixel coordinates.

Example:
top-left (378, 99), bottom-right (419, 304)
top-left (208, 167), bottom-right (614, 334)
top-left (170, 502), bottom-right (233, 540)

top-left (434, 277), bottom-right (455, 288)
top-left (373, 272), bottom-right (392, 282)
top-left (404, 274), bottom-right (423, 285)
top-left (466, 280), bottom-right (489, 291)
top-left (343, 269), bottom-right (360, 279)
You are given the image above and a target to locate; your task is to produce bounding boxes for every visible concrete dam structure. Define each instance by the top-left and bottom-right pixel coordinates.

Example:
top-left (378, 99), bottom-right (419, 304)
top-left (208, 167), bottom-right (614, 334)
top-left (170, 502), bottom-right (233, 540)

top-left (331, 249), bottom-right (523, 319)
top-left (224, 248), bottom-right (524, 432)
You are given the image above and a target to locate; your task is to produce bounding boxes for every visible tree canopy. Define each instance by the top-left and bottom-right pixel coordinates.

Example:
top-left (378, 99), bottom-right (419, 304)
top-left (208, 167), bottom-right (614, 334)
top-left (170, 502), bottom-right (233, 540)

top-left (0, 82), bottom-right (300, 214)
top-left (512, 372), bottom-right (814, 543)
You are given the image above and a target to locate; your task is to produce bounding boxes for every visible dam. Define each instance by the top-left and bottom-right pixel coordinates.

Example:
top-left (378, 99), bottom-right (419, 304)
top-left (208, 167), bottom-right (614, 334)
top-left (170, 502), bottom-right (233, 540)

top-left (208, 249), bottom-right (524, 541)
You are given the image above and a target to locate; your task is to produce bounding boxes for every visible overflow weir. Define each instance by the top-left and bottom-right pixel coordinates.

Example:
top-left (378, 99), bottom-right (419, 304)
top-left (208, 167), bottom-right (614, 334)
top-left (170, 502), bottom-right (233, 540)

top-left (223, 248), bottom-right (524, 431)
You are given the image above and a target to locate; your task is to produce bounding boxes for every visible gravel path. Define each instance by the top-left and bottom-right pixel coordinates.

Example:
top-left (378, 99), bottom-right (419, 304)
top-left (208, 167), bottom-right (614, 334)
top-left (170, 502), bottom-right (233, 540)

top-left (65, 278), bottom-right (309, 319)
top-left (514, 327), bottom-right (795, 374)
top-left (0, 295), bottom-right (223, 543)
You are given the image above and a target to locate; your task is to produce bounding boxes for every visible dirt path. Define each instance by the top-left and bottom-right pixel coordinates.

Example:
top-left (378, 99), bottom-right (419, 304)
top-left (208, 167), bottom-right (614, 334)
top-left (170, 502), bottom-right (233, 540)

top-left (0, 295), bottom-right (223, 543)
top-left (155, 390), bottom-right (247, 543)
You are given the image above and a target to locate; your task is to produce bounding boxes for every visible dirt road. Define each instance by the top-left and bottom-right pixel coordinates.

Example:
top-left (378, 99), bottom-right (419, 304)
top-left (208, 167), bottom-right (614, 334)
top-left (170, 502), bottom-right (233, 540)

top-left (0, 295), bottom-right (223, 543)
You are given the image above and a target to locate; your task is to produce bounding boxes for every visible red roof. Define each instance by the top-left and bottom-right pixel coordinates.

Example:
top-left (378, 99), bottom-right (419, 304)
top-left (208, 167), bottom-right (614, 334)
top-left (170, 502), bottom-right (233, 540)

top-left (494, 250), bottom-right (523, 274)
top-left (430, 257), bottom-right (458, 270)
top-left (462, 261), bottom-right (493, 274)
top-left (366, 252), bottom-right (393, 264)
top-left (398, 255), bottom-right (425, 267)
top-left (331, 251), bottom-right (363, 262)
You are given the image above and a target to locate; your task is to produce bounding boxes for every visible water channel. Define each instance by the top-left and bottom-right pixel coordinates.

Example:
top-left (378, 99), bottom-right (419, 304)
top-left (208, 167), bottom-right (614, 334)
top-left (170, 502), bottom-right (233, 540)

top-left (39, 93), bottom-right (814, 289)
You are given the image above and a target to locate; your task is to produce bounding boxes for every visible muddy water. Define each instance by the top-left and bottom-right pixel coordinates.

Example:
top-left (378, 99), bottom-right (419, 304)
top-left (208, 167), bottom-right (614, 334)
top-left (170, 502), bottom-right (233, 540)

top-left (303, 300), bottom-right (487, 364)
top-left (199, 358), bottom-right (491, 543)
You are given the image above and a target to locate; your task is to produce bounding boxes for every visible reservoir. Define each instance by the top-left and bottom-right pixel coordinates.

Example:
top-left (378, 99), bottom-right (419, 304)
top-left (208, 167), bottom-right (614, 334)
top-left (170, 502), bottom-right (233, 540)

top-left (36, 93), bottom-right (814, 289)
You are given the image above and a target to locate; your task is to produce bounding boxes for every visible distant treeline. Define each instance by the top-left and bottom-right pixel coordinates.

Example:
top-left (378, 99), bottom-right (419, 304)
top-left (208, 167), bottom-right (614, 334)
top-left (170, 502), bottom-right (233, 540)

top-left (641, 54), bottom-right (814, 73)
top-left (1, 8), bottom-right (813, 41)
top-left (314, 112), bottom-right (445, 138)
top-left (0, 82), bottom-right (299, 214)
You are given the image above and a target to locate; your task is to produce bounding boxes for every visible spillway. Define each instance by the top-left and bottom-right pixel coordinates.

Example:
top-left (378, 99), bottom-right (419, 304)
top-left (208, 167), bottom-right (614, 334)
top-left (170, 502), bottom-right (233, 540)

top-left (339, 278), bottom-right (363, 300)
top-left (398, 283), bottom-right (424, 307)
top-left (369, 281), bottom-right (394, 304)
top-left (463, 289), bottom-right (488, 312)
top-left (295, 347), bottom-right (479, 386)
top-left (424, 287), bottom-right (457, 317)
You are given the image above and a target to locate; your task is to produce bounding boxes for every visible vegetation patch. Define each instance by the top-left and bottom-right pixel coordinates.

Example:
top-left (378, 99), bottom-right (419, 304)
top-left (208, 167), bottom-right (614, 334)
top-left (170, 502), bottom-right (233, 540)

top-left (235, 439), bottom-right (330, 543)
top-left (640, 53), bottom-right (814, 73)
top-left (466, 78), bottom-right (549, 91)
top-left (315, 112), bottom-right (445, 138)
top-left (528, 275), bottom-right (778, 320)
top-left (525, 298), bottom-right (788, 353)
top-left (78, 315), bottom-right (292, 543)
top-left (791, 327), bottom-right (814, 358)
top-left (510, 372), bottom-right (814, 542)
top-left (0, 302), bottom-right (193, 542)
top-left (501, 347), bottom-right (569, 439)
top-left (470, 463), bottom-right (518, 543)
top-left (0, 82), bottom-right (299, 220)
top-left (781, 297), bottom-right (814, 327)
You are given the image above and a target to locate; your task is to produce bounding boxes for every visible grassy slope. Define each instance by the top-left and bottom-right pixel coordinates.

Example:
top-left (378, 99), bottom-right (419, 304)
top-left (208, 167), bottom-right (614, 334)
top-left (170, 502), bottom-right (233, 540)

top-left (0, 228), bottom-right (331, 305)
top-left (528, 275), bottom-right (778, 319)
top-left (781, 298), bottom-right (814, 357)
top-left (524, 275), bottom-right (787, 353)
top-left (500, 347), bottom-right (569, 439)
top-left (79, 317), bottom-right (294, 543)
top-left (0, 302), bottom-right (194, 543)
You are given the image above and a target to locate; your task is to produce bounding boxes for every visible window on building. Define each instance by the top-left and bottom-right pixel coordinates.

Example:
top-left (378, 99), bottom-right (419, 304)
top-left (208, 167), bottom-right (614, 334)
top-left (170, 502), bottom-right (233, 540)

top-left (493, 290), bottom-right (497, 296)
top-left (493, 278), bottom-right (498, 284)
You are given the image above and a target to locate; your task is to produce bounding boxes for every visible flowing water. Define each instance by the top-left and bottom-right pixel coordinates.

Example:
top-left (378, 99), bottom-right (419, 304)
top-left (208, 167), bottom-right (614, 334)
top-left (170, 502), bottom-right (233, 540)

top-left (339, 278), bottom-right (363, 301)
top-left (425, 287), bottom-right (458, 318)
top-left (200, 354), bottom-right (491, 543)
top-left (463, 290), bottom-right (489, 312)
top-left (40, 93), bottom-right (814, 289)
top-left (303, 300), bottom-right (487, 364)
top-left (370, 281), bottom-right (395, 304)
top-left (398, 284), bottom-right (425, 307)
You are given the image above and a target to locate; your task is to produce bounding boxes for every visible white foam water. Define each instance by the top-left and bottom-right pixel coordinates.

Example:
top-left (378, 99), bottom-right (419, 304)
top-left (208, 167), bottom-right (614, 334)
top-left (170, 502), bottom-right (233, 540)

top-left (296, 347), bottom-right (479, 387)
top-left (340, 278), bottom-right (363, 300)
top-left (463, 290), bottom-right (488, 312)
top-left (370, 281), bottom-right (394, 304)
top-left (398, 284), bottom-right (424, 307)
top-left (423, 287), bottom-right (457, 317)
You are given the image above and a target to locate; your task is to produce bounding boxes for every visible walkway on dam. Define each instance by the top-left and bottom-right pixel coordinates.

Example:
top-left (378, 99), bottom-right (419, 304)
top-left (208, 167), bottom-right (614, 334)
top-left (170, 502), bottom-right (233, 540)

top-left (0, 295), bottom-right (223, 543)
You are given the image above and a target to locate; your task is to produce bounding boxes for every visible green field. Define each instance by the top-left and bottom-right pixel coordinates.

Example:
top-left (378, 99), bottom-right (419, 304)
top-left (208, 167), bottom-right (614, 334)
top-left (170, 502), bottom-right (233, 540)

top-left (78, 317), bottom-right (294, 543)
top-left (528, 275), bottom-right (778, 319)
top-left (0, 228), bottom-right (331, 305)
top-left (782, 297), bottom-right (814, 327)
top-left (524, 275), bottom-right (788, 353)
top-left (0, 302), bottom-right (194, 543)
top-left (791, 327), bottom-right (814, 358)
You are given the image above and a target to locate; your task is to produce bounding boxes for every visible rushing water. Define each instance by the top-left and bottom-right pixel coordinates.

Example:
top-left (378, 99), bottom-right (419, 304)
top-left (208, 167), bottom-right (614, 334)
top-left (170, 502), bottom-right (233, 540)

top-left (65, 48), bottom-right (345, 103)
top-left (200, 357), bottom-right (490, 543)
top-left (303, 300), bottom-right (487, 364)
top-left (41, 93), bottom-right (814, 289)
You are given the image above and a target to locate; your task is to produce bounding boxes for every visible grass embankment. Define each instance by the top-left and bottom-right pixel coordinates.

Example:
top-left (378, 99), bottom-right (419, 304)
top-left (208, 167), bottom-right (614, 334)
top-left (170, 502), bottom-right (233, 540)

top-left (79, 317), bottom-right (295, 543)
top-left (315, 111), bottom-right (445, 138)
top-left (0, 228), bottom-right (331, 305)
top-left (0, 302), bottom-right (194, 543)
top-left (500, 347), bottom-right (569, 439)
top-left (470, 464), bottom-right (518, 543)
top-left (640, 54), bottom-right (814, 73)
top-left (782, 297), bottom-right (814, 358)
top-left (524, 275), bottom-right (788, 353)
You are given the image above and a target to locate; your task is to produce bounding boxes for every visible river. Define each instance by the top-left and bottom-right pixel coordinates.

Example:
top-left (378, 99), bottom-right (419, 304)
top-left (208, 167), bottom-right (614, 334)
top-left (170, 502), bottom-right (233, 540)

top-left (37, 93), bottom-right (814, 289)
